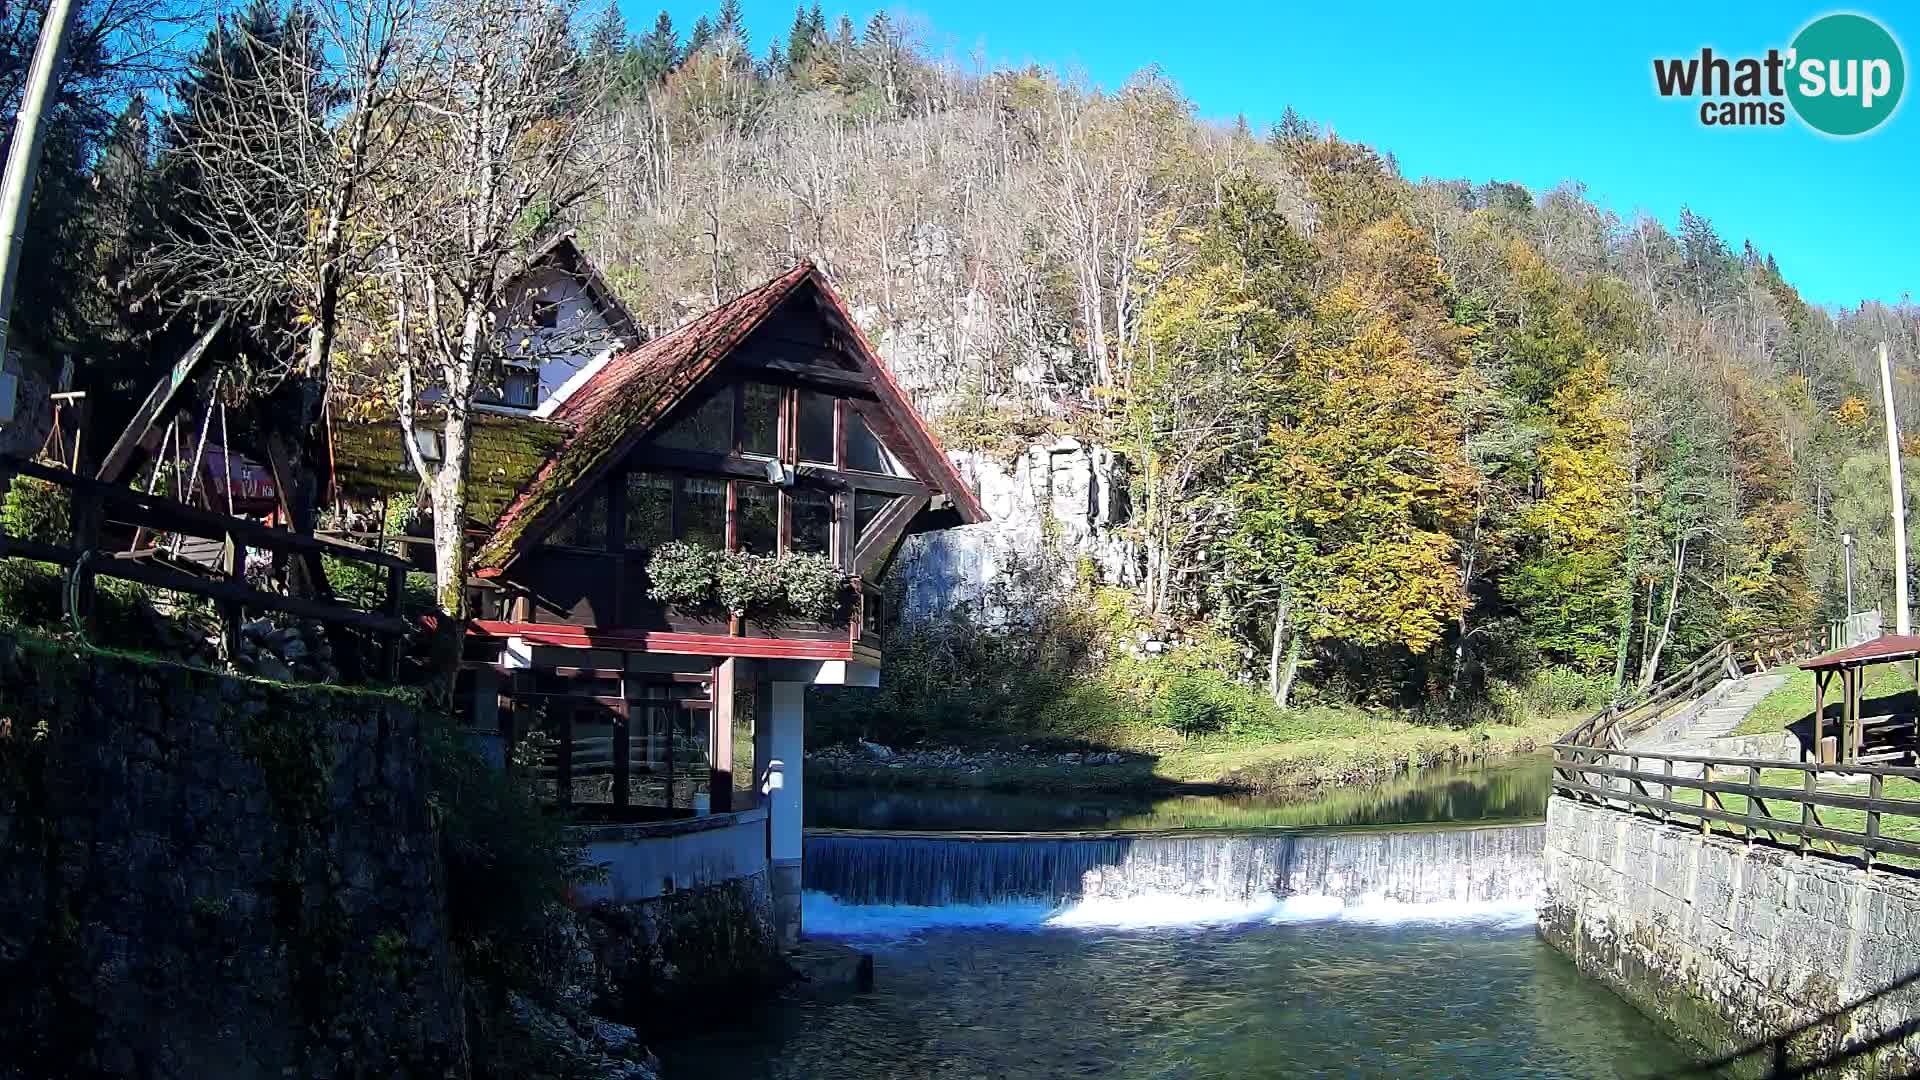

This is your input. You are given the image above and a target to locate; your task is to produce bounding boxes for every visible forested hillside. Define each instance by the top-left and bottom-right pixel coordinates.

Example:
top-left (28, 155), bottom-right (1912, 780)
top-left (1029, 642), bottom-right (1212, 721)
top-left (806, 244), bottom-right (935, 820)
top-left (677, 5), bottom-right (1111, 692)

top-left (8, 0), bottom-right (1919, 724)
top-left (568, 3), bottom-right (1919, 713)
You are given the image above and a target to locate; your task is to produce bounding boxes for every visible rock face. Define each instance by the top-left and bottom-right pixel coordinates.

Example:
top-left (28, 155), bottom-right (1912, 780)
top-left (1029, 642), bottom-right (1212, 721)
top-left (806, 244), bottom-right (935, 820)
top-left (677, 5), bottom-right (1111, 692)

top-left (897, 438), bottom-right (1138, 620)
top-left (1541, 796), bottom-right (1920, 1076)
top-left (0, 632), bottom-right (467, 1079)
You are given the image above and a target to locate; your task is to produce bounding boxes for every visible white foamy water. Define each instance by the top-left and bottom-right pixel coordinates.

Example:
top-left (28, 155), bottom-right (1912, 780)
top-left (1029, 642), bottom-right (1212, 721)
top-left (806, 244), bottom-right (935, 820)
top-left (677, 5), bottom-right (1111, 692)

top-left (802, 888), bottom-right (1540, 940)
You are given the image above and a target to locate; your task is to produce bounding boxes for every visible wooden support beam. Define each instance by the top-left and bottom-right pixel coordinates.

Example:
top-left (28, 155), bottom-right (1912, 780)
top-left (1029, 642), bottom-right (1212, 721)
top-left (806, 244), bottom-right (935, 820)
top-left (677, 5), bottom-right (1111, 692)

top-left (94, 314), bottom-right (227, 485)
top-left (853, 493), bottom-right (928, 578)
top-left (709, 657), bottom-right (737, 813)
top-left (94, 555), bottom-right (409, 635)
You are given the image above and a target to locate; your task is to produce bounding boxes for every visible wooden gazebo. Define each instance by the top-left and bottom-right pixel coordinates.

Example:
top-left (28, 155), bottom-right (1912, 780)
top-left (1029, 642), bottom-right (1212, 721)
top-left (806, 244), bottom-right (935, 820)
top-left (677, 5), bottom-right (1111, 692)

top-left (1800, 633), bottom-right (1920, 765)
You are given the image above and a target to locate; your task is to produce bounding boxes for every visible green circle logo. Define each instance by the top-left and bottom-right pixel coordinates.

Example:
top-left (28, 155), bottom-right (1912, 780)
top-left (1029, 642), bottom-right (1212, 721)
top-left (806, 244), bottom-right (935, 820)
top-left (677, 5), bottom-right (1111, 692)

top-left (1787, 13), bottom-right (1906, 136)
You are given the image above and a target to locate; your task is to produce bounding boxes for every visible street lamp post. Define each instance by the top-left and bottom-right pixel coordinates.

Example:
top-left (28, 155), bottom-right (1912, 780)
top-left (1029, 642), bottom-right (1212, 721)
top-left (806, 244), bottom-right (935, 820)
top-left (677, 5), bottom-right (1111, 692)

top-left (1843, 531), bottom-right (1856, 620)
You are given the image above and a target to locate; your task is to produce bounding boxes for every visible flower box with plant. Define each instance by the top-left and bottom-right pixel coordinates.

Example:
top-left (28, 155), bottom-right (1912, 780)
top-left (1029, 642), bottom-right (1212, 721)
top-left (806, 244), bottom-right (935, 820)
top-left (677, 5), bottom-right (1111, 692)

top-left (645, 542), bottom-right (852, 624)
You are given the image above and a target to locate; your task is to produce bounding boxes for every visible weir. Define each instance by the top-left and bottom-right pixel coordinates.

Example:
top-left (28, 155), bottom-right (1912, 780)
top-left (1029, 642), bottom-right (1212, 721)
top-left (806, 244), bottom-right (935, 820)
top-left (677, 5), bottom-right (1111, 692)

top-left (803, 823), bottom-right (1545, 908)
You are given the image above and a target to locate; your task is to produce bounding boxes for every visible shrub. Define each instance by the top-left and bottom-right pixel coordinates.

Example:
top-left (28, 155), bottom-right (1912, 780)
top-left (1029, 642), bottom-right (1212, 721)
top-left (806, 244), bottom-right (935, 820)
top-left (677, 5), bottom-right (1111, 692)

top-left (426, 717), bottom-right (597, 985)
top-left (715, 552), bottom-right (785, 618)
top-left (0, 474), bottom-right (70, 545)
top-left (1525, 665), bottom-right (1613, 715)
top-left (1152, 672), bottom-right (1227, 736)
top-left (779, 552), bottom-right (847, 622)
top-left (645, 541), bottom-right (720, 611)
top-left (0, 558), bottom-right (62, 627)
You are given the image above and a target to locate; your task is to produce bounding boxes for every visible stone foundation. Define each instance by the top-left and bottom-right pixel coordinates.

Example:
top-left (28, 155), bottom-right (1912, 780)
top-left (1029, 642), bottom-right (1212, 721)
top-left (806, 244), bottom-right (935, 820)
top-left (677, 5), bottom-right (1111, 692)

top-left (0, 632), bottom-right (466, 1079)
top-left (564, 871), bottom-right (786, 1034)
top-left (1541, 796), bottom-right (1920, 1076)
top-left (772, 858), bottom-right (803, 947)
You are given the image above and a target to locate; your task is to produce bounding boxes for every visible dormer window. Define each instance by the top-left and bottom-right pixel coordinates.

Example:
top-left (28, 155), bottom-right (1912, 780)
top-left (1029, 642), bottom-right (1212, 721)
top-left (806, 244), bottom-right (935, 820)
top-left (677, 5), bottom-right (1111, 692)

top-left (532, 298), bottom-right (561, 330)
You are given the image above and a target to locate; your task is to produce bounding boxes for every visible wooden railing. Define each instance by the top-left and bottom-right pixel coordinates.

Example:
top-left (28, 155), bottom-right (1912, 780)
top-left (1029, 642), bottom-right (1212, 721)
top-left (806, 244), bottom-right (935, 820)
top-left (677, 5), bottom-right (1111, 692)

top-left (1553, 625), bottom-right (1920, 873)
top-left (1553, 746), bottom-right (1920, 872)
top-left (0, 453), bottom-right (414, 669)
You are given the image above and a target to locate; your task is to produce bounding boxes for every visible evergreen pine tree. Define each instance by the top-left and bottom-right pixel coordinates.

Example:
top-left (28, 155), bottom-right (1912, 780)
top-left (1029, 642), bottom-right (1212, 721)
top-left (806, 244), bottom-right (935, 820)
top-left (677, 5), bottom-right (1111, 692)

top-left (635, 11), bottom-right (681, 81)
top-left (688, 15), bottom-right (714, 55)
top-left (785, 4), bottom-right (814, 70)
top-left (586, 3), bottom-right (628, 66)
top-left (715, 0), bottom-right (745, 45)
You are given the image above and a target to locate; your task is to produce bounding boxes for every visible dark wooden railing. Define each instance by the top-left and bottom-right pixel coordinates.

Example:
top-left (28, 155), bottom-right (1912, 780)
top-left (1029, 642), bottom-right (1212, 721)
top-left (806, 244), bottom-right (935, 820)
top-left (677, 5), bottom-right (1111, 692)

top-left (1553, 746), bottom-right (1920, 872)
top-left (1554, 625), bottom-right (1920, 873)
top-left (0, 453), bottom-right (413, 668)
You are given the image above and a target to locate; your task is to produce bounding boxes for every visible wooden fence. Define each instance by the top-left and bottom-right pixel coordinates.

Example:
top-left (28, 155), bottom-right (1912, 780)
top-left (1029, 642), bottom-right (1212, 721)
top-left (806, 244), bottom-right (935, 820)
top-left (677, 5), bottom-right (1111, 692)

top-left (1554, 626), bottom-right (1920, 874)
top-left (0, 453), bottom-right (413, 671)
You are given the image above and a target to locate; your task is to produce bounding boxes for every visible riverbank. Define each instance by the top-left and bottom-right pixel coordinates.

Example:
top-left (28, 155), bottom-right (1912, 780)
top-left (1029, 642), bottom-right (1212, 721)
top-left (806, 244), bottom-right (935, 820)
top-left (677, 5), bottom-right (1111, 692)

top-left (808, 711), bottom-right (1570, 795)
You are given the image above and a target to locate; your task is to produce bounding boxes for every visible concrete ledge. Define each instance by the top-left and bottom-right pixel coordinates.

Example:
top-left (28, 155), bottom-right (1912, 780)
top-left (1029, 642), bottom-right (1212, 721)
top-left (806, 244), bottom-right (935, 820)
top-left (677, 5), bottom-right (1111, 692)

top-left (565, 805), bottom-right (768, 844)
top-left (1541, 796), bottom-right (1920, 1076)
top-left (572, 807), bottom-right (771, 904)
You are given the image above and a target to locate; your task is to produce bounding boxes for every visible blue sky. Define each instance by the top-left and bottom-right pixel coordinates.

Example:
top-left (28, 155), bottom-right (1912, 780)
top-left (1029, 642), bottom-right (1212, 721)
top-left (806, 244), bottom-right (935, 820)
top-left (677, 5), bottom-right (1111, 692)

top-left (628, 1), bottom-right (1916, 310)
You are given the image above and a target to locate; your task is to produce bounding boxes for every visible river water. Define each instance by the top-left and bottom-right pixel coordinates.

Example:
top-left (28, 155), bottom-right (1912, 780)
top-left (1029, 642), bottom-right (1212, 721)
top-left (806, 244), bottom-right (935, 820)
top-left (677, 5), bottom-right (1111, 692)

top-left (659, 759), bottom-right (1698, 1078)
top-left (806, 754), bottom-right (1555, 833)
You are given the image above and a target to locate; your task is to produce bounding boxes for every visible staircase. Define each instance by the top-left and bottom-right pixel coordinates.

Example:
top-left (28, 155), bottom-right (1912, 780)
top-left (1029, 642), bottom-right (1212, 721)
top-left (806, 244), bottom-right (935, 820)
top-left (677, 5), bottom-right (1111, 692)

top-left (1677, 670), bottom-right (1791, 742)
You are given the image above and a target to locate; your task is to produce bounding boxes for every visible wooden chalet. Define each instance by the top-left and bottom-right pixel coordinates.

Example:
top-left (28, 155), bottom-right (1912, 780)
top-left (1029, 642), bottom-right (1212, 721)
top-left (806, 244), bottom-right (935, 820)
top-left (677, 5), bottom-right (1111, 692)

top-left (331, 253), bottom-right (985, 942)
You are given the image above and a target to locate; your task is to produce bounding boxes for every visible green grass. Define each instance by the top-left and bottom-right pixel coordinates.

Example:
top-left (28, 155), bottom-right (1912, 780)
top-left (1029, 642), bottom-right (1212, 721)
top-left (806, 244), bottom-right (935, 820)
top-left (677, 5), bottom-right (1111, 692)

top-left (811, 709), bottom-right (1570, 795)
top-left (1665, 766), bottom-right (1920, 871)
top-left (1735, 663), bottom-right (1919, 737)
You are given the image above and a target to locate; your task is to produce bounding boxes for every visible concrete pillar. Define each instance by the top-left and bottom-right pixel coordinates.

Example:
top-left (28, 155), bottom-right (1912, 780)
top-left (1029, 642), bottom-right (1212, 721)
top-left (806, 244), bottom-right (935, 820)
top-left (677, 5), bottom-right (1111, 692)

top-left (766, 679), bottom-right (806, 946)
top-left (467, 666), bottom-right (506, 768)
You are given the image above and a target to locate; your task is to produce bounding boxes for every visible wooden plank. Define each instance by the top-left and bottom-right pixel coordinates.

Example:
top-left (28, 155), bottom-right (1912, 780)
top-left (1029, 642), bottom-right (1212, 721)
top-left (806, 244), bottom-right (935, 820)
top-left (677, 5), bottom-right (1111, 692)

top-left (1558, 759), bottom-right (1920, 818)
top-left (853, 493), bottom-right (928, 578)
top-left (96, 556), bottom-right (411, 635)
top-left (0, 534), bottom-right (72, 564)
top-left (1553, 778), bottom-right (1920, 861)
top-left (4, 455), bottom-right (409, 570)
top-left (733, 354), bottom-right (876, 395)
top-left (94, 315), bottom-right (227, 485)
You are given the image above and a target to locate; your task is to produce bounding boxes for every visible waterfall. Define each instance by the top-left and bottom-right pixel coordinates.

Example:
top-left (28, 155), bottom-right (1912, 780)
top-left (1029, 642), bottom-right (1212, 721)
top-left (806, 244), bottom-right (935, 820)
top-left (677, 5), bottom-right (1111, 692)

top-left (802, 825), bottom-right (1544, 932)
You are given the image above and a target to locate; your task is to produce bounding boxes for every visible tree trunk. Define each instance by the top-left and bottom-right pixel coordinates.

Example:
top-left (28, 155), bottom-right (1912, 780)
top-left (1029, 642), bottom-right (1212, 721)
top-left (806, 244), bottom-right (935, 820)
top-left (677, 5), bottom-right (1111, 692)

top-left (1268, 590), bottom-right (1293, 707)
top-left (1638, 537), bottom-right (1687, 691)
top-left (1275, 633), bottom-right (1303, 711)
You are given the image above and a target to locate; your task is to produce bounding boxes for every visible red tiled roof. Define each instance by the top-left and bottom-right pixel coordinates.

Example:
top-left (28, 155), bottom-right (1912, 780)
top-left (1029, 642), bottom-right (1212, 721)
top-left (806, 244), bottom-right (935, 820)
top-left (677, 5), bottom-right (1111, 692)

top-left (1801, 633), bottom-right (1920, 670)
top-left (473, 261), bottom-right (985, 572)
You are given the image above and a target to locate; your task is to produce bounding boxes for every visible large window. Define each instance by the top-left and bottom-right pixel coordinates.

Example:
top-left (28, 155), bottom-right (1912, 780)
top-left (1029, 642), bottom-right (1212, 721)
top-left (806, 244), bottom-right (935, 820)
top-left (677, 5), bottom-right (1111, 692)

top-left (623, 472), bottom-right (673, 549)
top-left (656, 390), bottom-right (733, 453)
top-left (846, 410), bottom-right (906, 476)
top-left (797, 390), bottom-right (836, 464)
top-left (681, 478), bottom-right (728, 549)
top-left (791, 488), bottom-right (833, 555)
top-left (742, 383), bottom-right (782, 458)
top-left (736, 482), bottom-right (780, 554)
top-left (854, 491), bottom-right (891, 543)
top-left (556, 486), bottom-right (608, 548)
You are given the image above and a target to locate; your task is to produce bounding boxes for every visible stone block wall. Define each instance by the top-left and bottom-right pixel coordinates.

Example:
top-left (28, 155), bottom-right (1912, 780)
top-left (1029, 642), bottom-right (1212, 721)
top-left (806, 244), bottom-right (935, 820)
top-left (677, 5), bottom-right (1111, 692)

top-left (0, 633), bottom-right (467, 1079)
top-left (1541, 796), bottom-right (1920, 1076)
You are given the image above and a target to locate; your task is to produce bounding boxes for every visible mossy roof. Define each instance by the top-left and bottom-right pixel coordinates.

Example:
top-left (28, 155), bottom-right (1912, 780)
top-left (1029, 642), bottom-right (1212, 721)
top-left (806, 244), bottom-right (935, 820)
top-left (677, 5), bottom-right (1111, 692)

top-left (471, 260), bottom-right (987, 573)
top-left (473, 263), bottom-right (816, 570)
top-left (331, 412), bottom-right (570, 524)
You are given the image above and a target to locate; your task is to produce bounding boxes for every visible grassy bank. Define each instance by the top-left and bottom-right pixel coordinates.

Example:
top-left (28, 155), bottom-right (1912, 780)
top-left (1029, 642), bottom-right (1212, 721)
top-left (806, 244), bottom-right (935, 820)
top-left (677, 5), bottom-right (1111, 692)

top-left (1735, 664), bottom-right (1918, 737)
top-left (809, 708), bottom-right (1571, 795)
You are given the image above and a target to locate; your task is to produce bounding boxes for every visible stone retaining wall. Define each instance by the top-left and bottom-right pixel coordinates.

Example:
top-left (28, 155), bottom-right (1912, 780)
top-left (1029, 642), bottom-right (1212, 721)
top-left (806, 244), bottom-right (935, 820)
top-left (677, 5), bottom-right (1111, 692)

top-left (1540, 796), bottom-right (1920, 1076)
top-left (0, 633), bottom-right (466, 1079)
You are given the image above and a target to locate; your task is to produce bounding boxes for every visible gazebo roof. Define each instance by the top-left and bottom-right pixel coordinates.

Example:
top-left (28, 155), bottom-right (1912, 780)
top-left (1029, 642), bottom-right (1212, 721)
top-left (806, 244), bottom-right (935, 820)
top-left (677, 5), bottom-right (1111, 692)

top-left (1801, 633), bottom-right (1920, 671)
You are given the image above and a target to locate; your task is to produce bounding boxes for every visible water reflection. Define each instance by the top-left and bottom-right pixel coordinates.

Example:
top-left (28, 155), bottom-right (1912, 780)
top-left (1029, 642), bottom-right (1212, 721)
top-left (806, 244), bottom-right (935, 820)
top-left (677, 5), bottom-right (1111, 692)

top-left (659, 919), bottom-right (1690, 1079)
top-left (807, 754), bottom-right (1553, 833)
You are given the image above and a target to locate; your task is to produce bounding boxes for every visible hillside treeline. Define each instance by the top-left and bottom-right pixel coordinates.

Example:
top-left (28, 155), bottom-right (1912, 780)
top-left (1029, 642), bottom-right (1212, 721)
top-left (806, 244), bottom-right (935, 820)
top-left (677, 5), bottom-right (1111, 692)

top-left (8, 0), bottom-right (1919, 711)
top-left (573, 3), bottom-right (1918, 707)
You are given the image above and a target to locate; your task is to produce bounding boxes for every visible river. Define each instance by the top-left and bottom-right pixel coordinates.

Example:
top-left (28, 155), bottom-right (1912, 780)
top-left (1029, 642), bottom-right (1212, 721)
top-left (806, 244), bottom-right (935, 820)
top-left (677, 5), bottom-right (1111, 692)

top-left (659, 757), bottom-right (1697, 1078)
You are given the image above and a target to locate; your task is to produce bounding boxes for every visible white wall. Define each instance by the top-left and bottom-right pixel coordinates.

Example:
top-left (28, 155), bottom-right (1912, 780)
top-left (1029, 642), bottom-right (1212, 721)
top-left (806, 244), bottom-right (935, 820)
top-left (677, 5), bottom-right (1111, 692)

top-left (572, 807), bottom-right (769, 903)
top-left (497, 267), bottom-right (621, 408)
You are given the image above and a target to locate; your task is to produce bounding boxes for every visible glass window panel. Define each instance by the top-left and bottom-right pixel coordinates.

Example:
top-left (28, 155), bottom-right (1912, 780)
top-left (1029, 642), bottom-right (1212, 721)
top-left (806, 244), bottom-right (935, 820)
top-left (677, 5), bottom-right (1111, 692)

top-left (845, 411), bottom-right (906, 476)
top-left (791, 488), bottom-right (832, 556)
top-left (680, 478), bottom-right (727, 549)
top-left (797, 390), bottom-right (836, 464)
top-left (556, 486), bottom-right (608, 548)
top-left (623, 471), bottom-right (673, 550)
top-left (737, 482), bottom-right (779, 554)
top-left (742, 384), bottom-right (782, 458)
top-left (855, 491), bottom-right (891, 542)
top-left (655, 389), bottom-right (733, 453)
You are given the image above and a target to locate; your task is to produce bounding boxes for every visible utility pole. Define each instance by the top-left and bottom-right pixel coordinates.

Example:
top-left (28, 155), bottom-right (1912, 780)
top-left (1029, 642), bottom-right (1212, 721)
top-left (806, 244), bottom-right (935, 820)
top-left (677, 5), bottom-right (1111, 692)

top-left (0, 0), bottom-right (80, 366)
top-left (1880, 342), bottom-right (1910, 636)
top-left (1842, 531), bottom-right (1856, 619)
